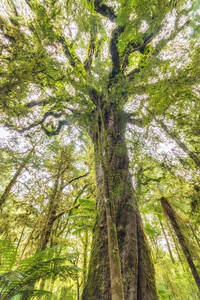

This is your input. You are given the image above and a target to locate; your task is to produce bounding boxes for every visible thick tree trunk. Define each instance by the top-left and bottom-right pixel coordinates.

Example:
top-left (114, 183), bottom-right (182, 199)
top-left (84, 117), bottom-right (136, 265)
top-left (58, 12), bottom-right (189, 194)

top-left (161, 197), bottom-right (200, 292)
top-left (82, 107), bottom-right (158, 300)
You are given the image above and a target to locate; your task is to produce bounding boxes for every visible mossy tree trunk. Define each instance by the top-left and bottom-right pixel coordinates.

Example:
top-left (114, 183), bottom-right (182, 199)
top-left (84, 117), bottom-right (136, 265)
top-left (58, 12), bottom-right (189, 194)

top-left (161, 197), bottom-right (200, 292)
top-left (82, 105), bottom-right (158, 300)
top-left (82, 230), bottom-right (89, 287)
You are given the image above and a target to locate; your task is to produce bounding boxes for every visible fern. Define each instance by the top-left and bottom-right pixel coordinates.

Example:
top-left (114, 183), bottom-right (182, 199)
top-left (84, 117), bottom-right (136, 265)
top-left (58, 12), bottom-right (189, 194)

top-left (0, 240), bottom-right (17, 274)
top-left (0, 245), bottom-right (79, 300)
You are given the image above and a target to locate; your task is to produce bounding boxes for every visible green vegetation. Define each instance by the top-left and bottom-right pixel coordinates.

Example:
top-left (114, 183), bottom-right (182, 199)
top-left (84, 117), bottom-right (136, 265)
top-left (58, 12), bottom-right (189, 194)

top-left (0, 0), bottom-right (200, 299)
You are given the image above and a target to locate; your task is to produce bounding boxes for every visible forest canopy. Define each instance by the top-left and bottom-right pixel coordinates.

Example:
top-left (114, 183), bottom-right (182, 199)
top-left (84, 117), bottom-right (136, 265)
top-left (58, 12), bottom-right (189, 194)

top-left (0, 0), bottom-right (200, 299)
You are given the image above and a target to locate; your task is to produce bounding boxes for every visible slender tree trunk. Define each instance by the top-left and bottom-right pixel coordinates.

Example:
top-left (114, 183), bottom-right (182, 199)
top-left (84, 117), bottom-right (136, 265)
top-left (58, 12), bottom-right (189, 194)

top-left (77, 276), bottom-right (80, 300)
top-left (83, 230), bottom-right (89, 287)
top-left (0, 149), bottom-right (33, 209)
top-left (37, 166), bottom-right (63, 251)
top-left (19, 219), bottom-right (38, 262)
top-left (16, 225), bottom-right (26, 252)
top-left (161, 197), bottom-right (200, 292)
top-left (189, 224), bottom-right (200, 248)
top-left (158, 217), bottom-right (175, 263)
top-left (82, 107), bottom-right (158, 300)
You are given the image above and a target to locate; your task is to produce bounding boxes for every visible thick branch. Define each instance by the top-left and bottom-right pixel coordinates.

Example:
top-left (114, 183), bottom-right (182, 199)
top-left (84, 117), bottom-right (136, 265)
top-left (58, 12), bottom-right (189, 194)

top-left (122, 31), bottom-right (157, 71)
top-left (92, 0), bottom-right (116, 22)
top-left (4, 111), bottom-right (68, 137)
top-left (84, 30), bottom-right (96, 73)
top-left (109, 26), bottom-right (125, 82)
top-left (42, 119), bottom-right (68, 136)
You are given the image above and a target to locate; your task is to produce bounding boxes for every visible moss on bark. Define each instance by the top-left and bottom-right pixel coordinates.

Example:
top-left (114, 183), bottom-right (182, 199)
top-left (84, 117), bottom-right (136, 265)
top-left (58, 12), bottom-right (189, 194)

top-left (82, 108), bottom-right (158, 300)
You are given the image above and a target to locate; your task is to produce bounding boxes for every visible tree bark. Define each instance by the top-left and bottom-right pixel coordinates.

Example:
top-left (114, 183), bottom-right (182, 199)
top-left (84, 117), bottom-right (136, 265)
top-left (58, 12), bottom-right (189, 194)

top-left (161, 197), bottom-right (200, 292)
top-left (82, 107), bottom-right (158, 300)
top-left (83, 230), bottom-right (89, 287)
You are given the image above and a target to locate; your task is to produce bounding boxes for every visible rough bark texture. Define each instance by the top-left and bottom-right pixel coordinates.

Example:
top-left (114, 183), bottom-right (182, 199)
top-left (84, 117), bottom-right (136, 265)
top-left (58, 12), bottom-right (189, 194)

top-left (83, 230), bottom-right (89, 287)
top-left (82, 107), bottom-right (158, 300)
top-left (161, 197), bottom-right (200, 292)
top-left (106, 202), bottom-right (124, 300)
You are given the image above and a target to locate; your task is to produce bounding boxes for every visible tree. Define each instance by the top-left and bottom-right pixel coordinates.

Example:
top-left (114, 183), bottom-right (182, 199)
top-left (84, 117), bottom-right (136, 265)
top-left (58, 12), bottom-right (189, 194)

top-left (0, 148), bottom-right (34, 209)
top-left (1, 0), bottom-right (200, 299)
top-left (0, 137), bottom-right (94, 299)
top-left (130, 142), bottom-right (200, 298)
top-left (161, 197), bottom-right (200, 292)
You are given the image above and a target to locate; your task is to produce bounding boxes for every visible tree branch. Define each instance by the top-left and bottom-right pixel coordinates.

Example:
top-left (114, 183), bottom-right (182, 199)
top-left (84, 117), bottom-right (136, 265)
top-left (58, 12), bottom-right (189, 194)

top-left (125, 16), bottom-right (190, 82)
top-left (52, 204), bottom-right (80, 221)
top-left (108, 26), bottom-right (125, 83)
top-left (59, 37), bottom-right (77, 67)
top-left (5, 111), bottom-right (65, 134)
top-left (122, 31), bottom-right (158, 71)
top-left (92, 0), bottom-right (116, 22)
top-left (84, 30), bottom-right (96, 73)
top-left (126, 113), bottom-right (143, 127)
top-left (68, 172), bottom-right (89, 185)
top-left (61, 172), bottom-right (89, 191)
top-left (42, 119), bottom-right (68, 136)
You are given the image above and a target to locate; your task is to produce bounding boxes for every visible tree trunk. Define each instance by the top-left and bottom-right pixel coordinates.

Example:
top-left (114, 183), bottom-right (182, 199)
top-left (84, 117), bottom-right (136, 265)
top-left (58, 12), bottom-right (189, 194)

top-left (37, 177), bottom-right (60, 251)
top-left (161, 197), bottom-right (200, 292)
top-left (189, 224), bottom-right (200, 248)
top-left (166, 219), bottom-right (184, 268)
top-left (82, 107), bottom-right (158, 300)
top-left (158, 217), bottom-right (175, 263)
top-left (0, 149), bottom-right (33, 209)
top-left (83, 230), bottom-right (89, 287)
